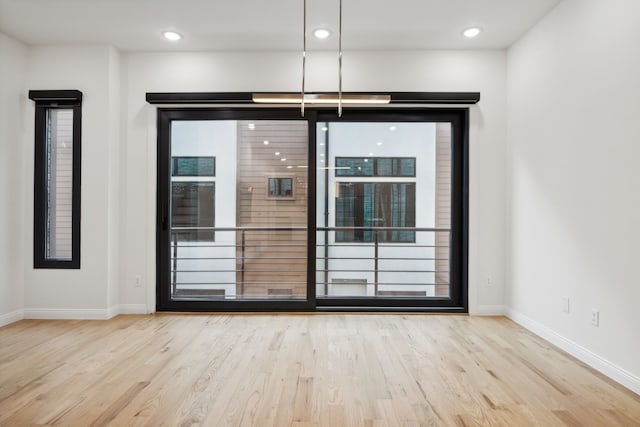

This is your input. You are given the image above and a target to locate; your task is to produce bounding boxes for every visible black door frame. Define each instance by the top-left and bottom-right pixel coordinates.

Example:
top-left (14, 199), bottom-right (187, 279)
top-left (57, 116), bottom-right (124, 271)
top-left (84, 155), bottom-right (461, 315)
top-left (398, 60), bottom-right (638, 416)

top-left (156, 107), bottom-right (468, 312)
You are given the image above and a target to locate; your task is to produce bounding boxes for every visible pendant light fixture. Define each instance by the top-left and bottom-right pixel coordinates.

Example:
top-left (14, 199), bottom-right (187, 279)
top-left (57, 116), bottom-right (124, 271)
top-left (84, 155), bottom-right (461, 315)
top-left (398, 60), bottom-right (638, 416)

top-left (253, 0), bottom-right (390, 115)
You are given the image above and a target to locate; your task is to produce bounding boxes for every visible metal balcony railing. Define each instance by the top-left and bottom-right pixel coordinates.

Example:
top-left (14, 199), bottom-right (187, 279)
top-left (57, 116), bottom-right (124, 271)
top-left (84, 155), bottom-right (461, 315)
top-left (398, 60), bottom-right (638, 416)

top-left (316, 226), bottom-right (451, 297)
top-left (168, 226), bottom-right (450, 299)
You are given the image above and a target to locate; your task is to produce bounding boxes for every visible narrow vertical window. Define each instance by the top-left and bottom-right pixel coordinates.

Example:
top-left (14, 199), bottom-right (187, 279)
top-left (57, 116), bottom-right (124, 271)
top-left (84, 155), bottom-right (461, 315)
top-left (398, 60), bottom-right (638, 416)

top-left (30, 90), bottom-right (82, 269)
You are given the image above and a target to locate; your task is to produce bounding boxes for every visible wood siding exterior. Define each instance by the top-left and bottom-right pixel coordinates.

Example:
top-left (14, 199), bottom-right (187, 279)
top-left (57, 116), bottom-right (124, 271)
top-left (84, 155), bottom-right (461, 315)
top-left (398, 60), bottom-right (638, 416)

top-left (235, 121), bottom-right (308, 298)
top-left (435, 123), bottom-right (452, 297)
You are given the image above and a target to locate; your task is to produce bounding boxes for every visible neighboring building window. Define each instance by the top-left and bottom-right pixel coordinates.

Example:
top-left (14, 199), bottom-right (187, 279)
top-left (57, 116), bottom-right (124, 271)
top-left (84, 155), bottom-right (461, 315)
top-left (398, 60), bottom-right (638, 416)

top-left (335, 156), bottom-right (417, 243)
top-left (170, 156), bottom-right (216, 241)
top-left (336, 182), bottom-right (416, 242)
top-left (171, 182), bottom-right (215, 241)
top-left (335, 157), bottom-right (415, 177)
top-left (29, 90), bottom-right (82, 269)
top-left (267, 177), bottom-right (294, 199)
top-left (172, 156), bottom-right (215, 177)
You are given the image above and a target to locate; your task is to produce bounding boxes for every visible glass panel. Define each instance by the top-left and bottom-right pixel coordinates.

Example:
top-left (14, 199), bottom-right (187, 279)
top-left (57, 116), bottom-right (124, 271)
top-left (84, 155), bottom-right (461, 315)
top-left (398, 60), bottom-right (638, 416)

top-left (316, 122), bottom-right (452, 299)
top-left (170, 120), bottom-right (308, 301)
top-left (45, 109), bottom-right (73, 261)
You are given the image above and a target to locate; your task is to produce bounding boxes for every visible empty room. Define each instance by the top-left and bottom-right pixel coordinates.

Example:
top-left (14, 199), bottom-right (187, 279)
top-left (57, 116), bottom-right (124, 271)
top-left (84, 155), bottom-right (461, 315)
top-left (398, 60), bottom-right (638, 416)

top-left (1, 0), bottom-right (639, 425)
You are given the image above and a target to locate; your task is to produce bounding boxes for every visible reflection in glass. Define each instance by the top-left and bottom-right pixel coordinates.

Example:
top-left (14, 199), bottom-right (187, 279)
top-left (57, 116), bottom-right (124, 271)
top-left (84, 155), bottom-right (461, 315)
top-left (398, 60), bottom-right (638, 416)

top-left (316, 122), bottom-right (452, 299)
top-left (169, 120), bottom-right (308, 301)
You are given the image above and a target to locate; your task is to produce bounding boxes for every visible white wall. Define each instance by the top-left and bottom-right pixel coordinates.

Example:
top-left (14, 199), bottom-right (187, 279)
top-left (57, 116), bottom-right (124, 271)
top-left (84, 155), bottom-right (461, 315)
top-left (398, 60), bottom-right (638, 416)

top-left (0, 32), bottom-right (27, 326)
top-left (506, 0), bottom-right (640, 392)
top-left (22, 45), bottom-right (122, 318)
top-left (121, 50), bottom-right (507, 313)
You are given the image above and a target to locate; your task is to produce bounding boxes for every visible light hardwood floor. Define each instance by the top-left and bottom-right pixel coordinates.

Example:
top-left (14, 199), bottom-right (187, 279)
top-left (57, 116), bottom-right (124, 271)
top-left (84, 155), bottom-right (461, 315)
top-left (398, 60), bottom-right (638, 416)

top-left (1, 314), bottom-right (639, 426)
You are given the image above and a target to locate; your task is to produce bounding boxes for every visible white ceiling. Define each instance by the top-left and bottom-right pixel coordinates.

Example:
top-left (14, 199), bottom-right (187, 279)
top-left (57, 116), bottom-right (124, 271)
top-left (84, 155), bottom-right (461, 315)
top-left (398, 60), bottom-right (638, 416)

top-left (0, 0), bottom-right (562, 51)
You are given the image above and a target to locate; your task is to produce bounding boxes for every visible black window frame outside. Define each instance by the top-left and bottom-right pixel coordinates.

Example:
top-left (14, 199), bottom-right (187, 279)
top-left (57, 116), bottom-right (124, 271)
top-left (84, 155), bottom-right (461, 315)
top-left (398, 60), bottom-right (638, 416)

top-left (335, 157), bottom-right (417, 177)
top-left (30, 90), bottom-right (82, 269)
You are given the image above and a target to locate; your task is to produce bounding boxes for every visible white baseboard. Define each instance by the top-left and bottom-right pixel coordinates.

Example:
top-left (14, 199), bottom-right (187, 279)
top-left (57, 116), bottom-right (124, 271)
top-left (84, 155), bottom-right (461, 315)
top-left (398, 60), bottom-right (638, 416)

top-left (471, 305), bottom-right (505, 316)
top-left (107, 305), bottom-right (119, 319)
top-left (118, 304), bottom-right (149, 315)
top-left (0, 309), bottom-right (25, 327)
top-left (24, 308), bottom-right (113, 320)
top-left (505, 307), bottom-right (640, 396)
top-left (21, 305), bottom-right (151, 321)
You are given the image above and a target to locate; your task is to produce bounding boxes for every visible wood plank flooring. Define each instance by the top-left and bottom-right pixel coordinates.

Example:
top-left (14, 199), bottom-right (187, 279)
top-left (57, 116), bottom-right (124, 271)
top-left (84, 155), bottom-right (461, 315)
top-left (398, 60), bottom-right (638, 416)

top-left (1, 314), bottom-right (639, 426)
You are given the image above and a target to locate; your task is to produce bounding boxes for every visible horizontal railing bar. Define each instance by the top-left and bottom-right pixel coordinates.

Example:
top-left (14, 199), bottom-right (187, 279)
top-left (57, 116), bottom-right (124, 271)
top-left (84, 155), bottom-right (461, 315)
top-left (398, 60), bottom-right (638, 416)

top-left (317, 282), bottom-right (447, 285)
top-left (170, 226), bottom-right (450, 232)
top-left (173, 257), bottom-right (308, 261)
top-left (173, 270), bottom-right (308, 273)
top-left (172, 257), bottom-right (447, 261)
top-left (315, 269), bottom-right (443, 273)
top-left (316, 246), bottom-right (449, 249)
top-left (317, 257), bottom-right (448, 261)
top-left (317, 227), bottom-right (450, 232)
top-left (172, 226), bottom-right (307, 232)
top-left (316, 227), bottom-right (451, 233)
top-left (169, 244), bottom-right (309, 248)
top-left (173, 282), bottom-right (308, 286)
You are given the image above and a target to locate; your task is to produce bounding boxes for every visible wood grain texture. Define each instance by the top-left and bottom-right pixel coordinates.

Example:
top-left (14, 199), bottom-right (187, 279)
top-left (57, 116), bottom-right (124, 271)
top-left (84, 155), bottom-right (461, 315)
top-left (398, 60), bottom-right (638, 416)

top-left (235, 120), bottom-right (308, 298)
top-left (1, 315), bottom-right (639, 426)
top-left (434, 123), bottom-right (451, 298)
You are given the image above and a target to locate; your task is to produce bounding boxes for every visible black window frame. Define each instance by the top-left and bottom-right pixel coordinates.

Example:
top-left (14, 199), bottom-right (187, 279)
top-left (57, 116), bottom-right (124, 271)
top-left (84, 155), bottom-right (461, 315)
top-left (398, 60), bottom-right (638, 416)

top-left (154, 104), bottom-right (469, 313)
top-left (30, 90), bottom-right (82, 269)
top-left (315, 110), bottom-right (468, 312)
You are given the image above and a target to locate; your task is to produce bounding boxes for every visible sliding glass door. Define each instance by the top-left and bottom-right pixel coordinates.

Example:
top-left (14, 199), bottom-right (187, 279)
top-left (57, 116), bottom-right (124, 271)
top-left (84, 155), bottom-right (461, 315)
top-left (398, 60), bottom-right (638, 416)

top-left (157, 110), bottom-right (314, 310)
top-left (314, 114), bottom-right (465, 308)
top-left (157, 109), bottom-right (467, 311)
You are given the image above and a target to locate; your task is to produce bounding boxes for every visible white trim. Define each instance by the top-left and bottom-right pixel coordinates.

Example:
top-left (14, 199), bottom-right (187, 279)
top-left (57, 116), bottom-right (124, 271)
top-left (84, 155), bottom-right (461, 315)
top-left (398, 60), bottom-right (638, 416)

top-left (107, 305), bottom-right (119, 319)
top-left (0, 309), bottom-right (25, 327)
top-left (24, 308), bottom-right (112, 320)
top-left (146, 105), bottom-right (157, 314)
top-left (505, 307), bottom-right (640, 396)
top-left (470, 305), bottom-right (505, 316)
top-left (118, 304), bottom-right (149, 315)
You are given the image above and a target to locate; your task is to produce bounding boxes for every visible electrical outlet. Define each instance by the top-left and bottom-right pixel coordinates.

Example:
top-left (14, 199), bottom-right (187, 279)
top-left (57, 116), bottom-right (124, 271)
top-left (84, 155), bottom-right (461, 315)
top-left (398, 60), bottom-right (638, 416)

top-left (135, 275), bottom-right (142, 287)
top-left (487, 276), bottom-right (493, 287)
top-left (591, 309), bottom-right (599, 327)
top-left (562, 297), bottom-right (570, 313)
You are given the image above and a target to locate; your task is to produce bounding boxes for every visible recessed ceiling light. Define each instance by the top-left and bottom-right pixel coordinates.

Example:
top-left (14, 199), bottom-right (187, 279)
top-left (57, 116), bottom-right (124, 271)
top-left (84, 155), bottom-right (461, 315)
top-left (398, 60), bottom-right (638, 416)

top-left (462, 27), bottom-right (481, 38)
top-left (263, 140), bottom-right (269, 145)
top-left (287, 165), bottom-right (293, 169)
top-left (162, 31), bottom-right (182, 41)
top-left (313, 28), bottom-right (331, 40)
top-left (248, 123), bottom-right (255, 130)
top-left (377, 142), bottom-right (383, 146)
top-left (281, 158), bottom-right (287, 161)
top-left (368, 152), bottom-right (373, 156)
top-left (275, 152), bottom-right (280, 156)
top-left (322, 126), bottom-right (329, 132)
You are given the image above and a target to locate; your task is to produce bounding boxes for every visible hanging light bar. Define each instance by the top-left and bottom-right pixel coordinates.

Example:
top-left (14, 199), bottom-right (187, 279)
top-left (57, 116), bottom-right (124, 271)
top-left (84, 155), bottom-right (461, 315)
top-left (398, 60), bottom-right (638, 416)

top-left (301, 0), bottom-right (307, 116)
top-left (338, 0), bottom-right (343, 116)
top-left (253, 93), bottom-right (390, 104)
